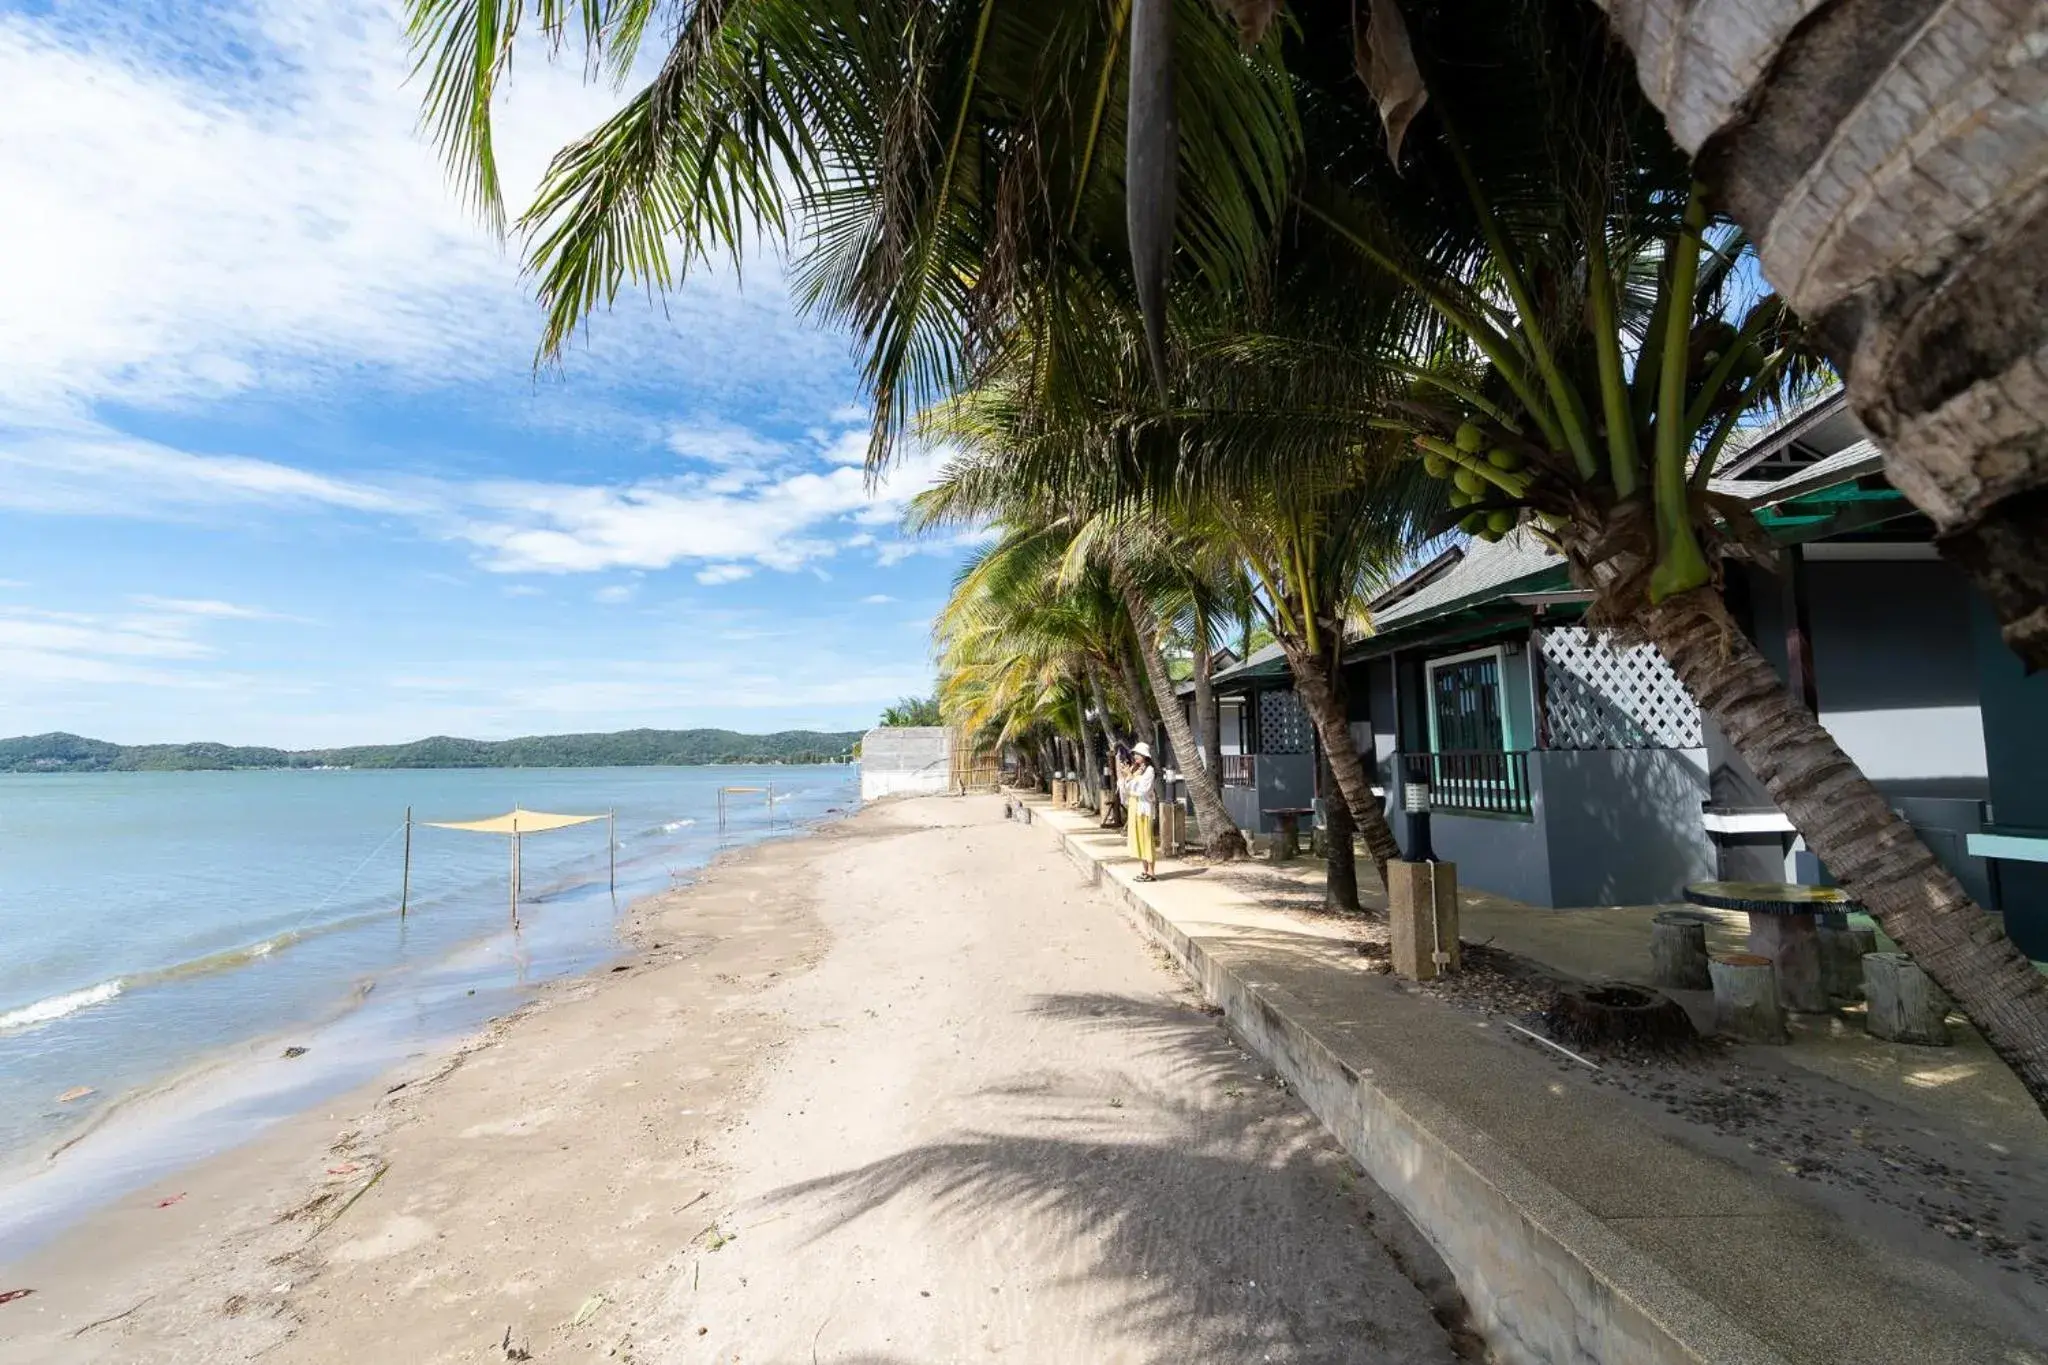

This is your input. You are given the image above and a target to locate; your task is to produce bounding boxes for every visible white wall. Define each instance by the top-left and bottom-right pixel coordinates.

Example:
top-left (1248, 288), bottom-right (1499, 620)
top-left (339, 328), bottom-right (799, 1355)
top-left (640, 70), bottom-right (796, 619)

top-left (860, 726), bottom-right (953, 800)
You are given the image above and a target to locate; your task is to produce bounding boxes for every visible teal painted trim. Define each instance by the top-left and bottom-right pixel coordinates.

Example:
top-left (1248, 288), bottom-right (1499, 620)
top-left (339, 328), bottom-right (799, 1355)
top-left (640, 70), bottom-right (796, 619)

top-left (1967, 832), bottom-right (2048, 864)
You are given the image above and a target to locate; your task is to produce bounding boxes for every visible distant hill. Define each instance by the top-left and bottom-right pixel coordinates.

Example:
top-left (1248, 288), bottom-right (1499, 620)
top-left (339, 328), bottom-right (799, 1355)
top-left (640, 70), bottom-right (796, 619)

top-left (0, 728), bottom-right (862, 774)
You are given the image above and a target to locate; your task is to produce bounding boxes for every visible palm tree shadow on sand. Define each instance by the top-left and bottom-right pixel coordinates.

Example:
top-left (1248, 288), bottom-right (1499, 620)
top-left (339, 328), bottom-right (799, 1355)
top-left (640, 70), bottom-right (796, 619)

top-left (749, 992), bottom-right (1477, 1365)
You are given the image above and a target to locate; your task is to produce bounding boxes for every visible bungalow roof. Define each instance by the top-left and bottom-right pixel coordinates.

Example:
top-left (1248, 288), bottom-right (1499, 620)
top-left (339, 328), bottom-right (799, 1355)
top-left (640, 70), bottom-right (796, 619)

top-left (1197, 390), bottom-right (1888, 691)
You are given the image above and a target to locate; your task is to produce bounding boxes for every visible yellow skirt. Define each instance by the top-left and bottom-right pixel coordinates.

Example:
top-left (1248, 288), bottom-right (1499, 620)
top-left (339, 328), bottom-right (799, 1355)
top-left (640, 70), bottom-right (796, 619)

top-left (1127, 808), bottom-right (1156, 863)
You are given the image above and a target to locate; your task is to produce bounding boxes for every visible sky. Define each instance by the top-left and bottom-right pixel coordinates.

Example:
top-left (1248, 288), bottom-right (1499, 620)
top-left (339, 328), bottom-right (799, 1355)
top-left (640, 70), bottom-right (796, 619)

top-left (0, 0), bottom-right (967, 748)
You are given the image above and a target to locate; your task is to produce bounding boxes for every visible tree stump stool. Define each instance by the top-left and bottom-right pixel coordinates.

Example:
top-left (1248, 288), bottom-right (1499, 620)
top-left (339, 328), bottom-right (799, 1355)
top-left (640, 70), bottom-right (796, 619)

top-left (1864, 953), bottom-right (1952, 1046)
top-left (1710, 953), bottom-right (1788, 1044)
top-left (1820, 924), bottom-right (1877, 1002)
top-left (1650, 911), bottom-right (1712, 990)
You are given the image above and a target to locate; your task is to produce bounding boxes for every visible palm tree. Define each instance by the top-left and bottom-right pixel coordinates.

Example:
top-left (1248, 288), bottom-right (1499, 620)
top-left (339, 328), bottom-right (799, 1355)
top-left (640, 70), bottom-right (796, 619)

top-left (1589, 0), bottom-right (2048, 670)
top-left (931, 518), bottom-right (1248, 854)
top-left (934, 533), bottom-right (1099, 796)
top-left (1128, 0), bottom-right (2048, 667)
top-left (973, 508), bottom-right (1251, 859)
top-left (407, 0), bottom-right (2048, 1104)
top-left (922, 304), bottom-right (1443, 888)
top-left (1265, 0), bottom-right (2048, 1102)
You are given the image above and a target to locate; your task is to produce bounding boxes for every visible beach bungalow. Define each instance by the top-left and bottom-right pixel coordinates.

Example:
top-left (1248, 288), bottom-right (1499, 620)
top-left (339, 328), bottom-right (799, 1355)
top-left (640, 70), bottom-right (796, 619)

top-left (1183, 394), bottom-right (2048, 958)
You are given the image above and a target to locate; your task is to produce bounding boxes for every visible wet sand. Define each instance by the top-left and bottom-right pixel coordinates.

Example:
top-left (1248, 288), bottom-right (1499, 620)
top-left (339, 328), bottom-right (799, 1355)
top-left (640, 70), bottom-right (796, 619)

top-left (0, 795), bottom-right (1461, 1364)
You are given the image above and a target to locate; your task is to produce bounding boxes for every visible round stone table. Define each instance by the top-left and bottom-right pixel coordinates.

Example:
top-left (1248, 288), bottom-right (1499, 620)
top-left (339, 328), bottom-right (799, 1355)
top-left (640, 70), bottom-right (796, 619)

top-left (1682, 881), bottom-right (1861, 1014)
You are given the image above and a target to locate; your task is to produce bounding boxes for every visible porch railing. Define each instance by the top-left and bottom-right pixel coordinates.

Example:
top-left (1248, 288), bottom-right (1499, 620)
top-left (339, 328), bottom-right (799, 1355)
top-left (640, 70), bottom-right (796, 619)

top-left (1221, 754), bottom-right (1256, 788)
top-left (1404, 750), bottom-right (1533, 819)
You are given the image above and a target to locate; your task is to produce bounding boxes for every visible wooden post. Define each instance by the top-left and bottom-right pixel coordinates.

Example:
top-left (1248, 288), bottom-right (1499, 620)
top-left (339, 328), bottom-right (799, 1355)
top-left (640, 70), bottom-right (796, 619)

top-left (400, 806), bottom-right (412, 919)
top-left (1650, 911), bottom-right (1711, 989)
top-left (608, 808), bottom-right (617, 897)
top-left (1710, 953), bottom-right (1787, 1043)
top-left (1864, 953), bottom-right (1952, 1046)
top-left (1389, 860), bottom-right (1460, 981)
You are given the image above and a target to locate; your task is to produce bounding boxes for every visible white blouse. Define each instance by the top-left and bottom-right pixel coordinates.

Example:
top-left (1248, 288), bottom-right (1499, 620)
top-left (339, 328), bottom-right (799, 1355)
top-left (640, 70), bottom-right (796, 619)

top-left (1122, 765), bottom-right (1156, 816)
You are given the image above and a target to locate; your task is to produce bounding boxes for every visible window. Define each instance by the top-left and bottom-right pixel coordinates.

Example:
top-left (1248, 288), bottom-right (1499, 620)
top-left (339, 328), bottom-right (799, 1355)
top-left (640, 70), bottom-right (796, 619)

top-left (1427, 647), bottom-right (1507, 753)
top-left (1420, 645), bottom-right (1530, 817)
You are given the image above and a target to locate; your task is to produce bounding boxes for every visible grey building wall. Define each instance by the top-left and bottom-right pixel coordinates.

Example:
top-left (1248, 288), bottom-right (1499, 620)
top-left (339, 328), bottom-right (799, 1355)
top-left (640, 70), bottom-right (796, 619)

top-left (1712, 557), bottom-right (1998, 904)
top-left (1223, 751), bottom-right (1316, 835)
top-left (1366, 658), bottom-right (1400, 793)
top-left (1972, 595), bottom-right (2048, 957)
top-left (1807, 558), bottom-right (1989, 795)
top-left (1422, 809), bottom-right (1554, 905)
top-left (1538, 749), bottom-right (1715, 905)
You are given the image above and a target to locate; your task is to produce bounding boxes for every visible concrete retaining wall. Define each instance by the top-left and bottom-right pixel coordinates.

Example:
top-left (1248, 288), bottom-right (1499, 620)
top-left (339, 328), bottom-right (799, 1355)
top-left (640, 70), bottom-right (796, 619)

top-left (1027, 806), bottom-right (1784, 1365)
top-left (860, 727), bottom-right (952, 801)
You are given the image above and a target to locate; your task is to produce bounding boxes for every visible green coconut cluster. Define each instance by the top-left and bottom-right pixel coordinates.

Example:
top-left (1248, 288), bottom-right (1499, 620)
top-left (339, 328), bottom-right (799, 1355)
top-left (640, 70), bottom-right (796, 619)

top-left (1417, 421), bottom-right (1532, 542)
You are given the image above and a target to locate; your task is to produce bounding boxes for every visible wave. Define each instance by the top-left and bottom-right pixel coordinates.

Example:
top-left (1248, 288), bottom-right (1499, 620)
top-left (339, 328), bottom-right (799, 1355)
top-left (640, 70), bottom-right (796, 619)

top-left (0, 909), bottom-right (394, 1038)
top-left (0, 980), bottom-right (124, 1034)
top-left (659, 818), bottom-right (697, 832)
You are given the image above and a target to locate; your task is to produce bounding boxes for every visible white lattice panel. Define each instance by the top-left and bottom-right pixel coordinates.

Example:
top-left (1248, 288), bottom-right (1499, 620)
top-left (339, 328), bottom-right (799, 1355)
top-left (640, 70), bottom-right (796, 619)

top-left (1257, 688), bottom-right (1311, 754)
top-left (1538, 627), bottom-right (1702, 750)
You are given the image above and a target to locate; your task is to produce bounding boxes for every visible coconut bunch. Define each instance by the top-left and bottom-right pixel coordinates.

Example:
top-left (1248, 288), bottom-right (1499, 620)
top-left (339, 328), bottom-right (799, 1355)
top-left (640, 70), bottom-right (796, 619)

top-left (1415, 419), bottom-right (1543, 543)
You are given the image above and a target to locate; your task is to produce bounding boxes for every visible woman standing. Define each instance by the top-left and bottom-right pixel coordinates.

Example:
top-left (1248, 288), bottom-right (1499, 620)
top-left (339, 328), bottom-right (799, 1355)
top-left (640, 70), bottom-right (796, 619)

top-left (1121, 743), bottom-right (1159, 882)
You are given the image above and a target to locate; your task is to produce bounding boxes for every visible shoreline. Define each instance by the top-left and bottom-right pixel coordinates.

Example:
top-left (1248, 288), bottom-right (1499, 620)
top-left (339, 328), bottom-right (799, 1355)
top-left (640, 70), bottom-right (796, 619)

top-left (0, 806), bottom-right (857, 1358)
top-left (0, 794), bottom-right (1480, 1365)
top-left (0, 806), bottom-right (846, 1262)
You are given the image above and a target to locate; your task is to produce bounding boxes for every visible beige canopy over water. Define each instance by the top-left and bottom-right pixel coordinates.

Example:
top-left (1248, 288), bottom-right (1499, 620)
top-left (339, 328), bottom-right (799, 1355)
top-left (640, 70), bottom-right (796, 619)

top-left (425, 808), bottom-right (607, 835)
top-left (408, 806), bottom-right (615, 925)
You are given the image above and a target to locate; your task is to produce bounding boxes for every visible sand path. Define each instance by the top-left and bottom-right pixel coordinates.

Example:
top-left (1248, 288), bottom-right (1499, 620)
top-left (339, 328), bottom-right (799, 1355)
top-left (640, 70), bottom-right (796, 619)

top-left (2, 796), bottom-right (1458, 1363)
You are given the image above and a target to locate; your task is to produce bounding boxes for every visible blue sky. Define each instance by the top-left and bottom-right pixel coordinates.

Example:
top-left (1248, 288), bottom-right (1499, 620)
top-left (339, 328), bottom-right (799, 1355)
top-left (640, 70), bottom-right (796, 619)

top-left (0, 0), bottom-right (965, 748)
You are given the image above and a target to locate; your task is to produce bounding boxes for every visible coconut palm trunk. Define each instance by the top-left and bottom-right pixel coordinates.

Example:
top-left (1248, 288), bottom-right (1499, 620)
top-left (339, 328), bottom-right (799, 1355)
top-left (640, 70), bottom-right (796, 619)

top-left (1076, 700), bottom-right (1102, 813)
top-left (1593, 0), bottom-right (2048, 666)
top-left (1278, 639), bottom-right (1402, 887)
top-left (1118, 578), bottom-right (1249, 860)
top-left (1320, 746), bottom-right (1362, 913)
top-left (1641, 584), bottom-right (2048, 1109)
top-left (1087, 670), bottom-right (1126, 826)
top-left (1192, 604), bottom-right (1221, 773)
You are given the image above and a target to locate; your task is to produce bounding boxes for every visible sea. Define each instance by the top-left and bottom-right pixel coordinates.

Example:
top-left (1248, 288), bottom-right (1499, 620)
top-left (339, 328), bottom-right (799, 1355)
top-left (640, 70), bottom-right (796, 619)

top-left (0, 763), bottom-right (860, 1256)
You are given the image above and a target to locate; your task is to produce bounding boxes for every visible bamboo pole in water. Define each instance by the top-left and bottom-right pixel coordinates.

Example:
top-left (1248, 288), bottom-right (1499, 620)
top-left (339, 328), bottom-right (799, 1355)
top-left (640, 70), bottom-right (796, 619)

top-left (608, 808), bottom-right (617, 897)
top-left (510, 818), bottom-right (521, 927)
top-left (400, 806), bottom-right (412, 919)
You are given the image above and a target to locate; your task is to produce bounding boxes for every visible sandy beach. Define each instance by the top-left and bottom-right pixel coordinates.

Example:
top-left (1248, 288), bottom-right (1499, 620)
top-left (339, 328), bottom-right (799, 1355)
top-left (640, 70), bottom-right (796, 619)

top-left (0, 795), bottom-right (1463, 1364)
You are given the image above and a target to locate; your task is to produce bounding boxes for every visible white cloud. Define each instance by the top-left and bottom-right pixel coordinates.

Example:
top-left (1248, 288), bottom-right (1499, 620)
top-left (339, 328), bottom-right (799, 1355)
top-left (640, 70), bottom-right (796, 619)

top-left (0, 415), bottom-right (956, 580)
top-left (821, 430), bottom-right (872, 467)
top-left (861, 594), bottom-right (897, 604)
top-left (451, 438), bottom-right (951, 576)
top-left (0, 427), bottom-right (409, 518)
top-left (667, 421), bottom-right (789, 468)
top-left (0, 1), bottom-right (843, 432)
top-left (0, 601), bottom-right (274, 700)
top-left (129, 595), bottom-right (295, 621)
top-left (593, 583), bottom-right (636, 604)
top-left (695, 564), bottom-right (755, 586)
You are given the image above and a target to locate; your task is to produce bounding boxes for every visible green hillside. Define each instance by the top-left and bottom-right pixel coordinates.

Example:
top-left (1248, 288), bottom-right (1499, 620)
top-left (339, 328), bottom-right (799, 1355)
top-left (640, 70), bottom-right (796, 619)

top-left (0, 728), bottom-right (861, 773)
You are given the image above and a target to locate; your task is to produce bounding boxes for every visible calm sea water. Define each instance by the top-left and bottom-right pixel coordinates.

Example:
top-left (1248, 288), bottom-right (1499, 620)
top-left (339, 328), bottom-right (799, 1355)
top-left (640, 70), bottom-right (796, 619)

top-left (0, 765), bottom-right (858, 1252)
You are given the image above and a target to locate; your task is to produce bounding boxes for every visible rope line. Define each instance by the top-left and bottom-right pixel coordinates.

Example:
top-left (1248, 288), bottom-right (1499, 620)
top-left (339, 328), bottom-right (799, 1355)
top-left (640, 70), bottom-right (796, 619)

top-left (282, 821), bottom-right (407, 934)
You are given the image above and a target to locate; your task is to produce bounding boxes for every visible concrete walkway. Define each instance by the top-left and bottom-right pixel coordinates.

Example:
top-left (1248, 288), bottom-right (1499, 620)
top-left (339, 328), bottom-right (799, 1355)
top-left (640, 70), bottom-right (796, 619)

top-left (1023, 798), bottom-right (2048, 1365)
